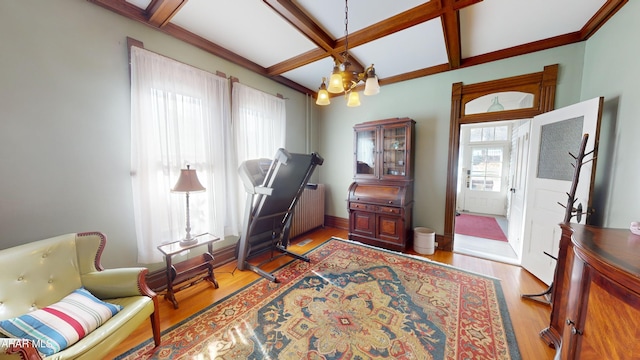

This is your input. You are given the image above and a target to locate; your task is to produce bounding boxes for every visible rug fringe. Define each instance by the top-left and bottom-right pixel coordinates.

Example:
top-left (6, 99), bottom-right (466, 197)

top-left (328, 236), bottom-right (501, 281)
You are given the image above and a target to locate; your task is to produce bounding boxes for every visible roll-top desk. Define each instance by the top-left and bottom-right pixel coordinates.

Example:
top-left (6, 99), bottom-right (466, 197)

top-left (541, 223), bottom-right (640, 359)
top-left (348, 117), bottom-right (415, 251)
top-left (348, 182), bottom-right (413, 251)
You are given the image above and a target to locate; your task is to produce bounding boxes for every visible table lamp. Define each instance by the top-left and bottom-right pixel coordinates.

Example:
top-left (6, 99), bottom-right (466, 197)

top-left (172, 165), bottom-right (206, 246)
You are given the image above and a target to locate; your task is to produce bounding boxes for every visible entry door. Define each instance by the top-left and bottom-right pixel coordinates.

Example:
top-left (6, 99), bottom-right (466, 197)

top-left (458, 124), bottom-right (511, 216)
top-left (521, 97), bottom-right (602, 285)
top-left (506, 120), bottom-right (531, 257)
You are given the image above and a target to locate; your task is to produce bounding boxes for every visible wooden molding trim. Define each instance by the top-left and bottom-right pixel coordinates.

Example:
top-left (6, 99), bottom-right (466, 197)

top-left (87, 0), bottom-right (619, 99)
top-left (443, 65), bottom-right (558, 251)
top-left (325, 215), bottom-right (349, 231)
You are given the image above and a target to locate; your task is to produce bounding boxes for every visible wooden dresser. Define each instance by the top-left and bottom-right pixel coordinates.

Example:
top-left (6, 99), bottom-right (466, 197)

top-left (348, 117), bottom-right (415, 251)
top-left (541, 223), bottom-right (640, 359)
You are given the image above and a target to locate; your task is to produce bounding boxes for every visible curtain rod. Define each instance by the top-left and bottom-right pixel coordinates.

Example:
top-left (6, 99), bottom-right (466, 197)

top-left (126, 37), bottom-right (227, 79)
top-left (127, 37), bottom-right (284, 99)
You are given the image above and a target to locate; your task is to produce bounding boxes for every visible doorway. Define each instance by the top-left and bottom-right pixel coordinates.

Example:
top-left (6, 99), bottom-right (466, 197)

top-left (442, 64), bottom-right (558, 254)
top-left (454, 121), bottom-right (522, 264)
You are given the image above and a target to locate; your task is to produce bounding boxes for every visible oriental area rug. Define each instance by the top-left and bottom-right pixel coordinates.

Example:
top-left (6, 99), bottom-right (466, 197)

top-left (455, 213), bottom-right (509, 242)
top-left (116, 238), bottom-right (521, 359)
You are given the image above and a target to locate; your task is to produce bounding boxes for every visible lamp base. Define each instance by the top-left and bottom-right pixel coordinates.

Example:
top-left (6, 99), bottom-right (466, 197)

top-left (179, 237), bottom-right (198, 247)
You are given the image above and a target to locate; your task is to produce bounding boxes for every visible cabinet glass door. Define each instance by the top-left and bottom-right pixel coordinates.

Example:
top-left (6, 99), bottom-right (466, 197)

top-left (382, 126), bottom-right (407, 177)
top-left (355, 128), bottom-right (377, 176)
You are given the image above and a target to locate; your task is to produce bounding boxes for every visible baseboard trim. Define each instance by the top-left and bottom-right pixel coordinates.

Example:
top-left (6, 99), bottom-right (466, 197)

top-left (326, 215), bottom-right (348, 230)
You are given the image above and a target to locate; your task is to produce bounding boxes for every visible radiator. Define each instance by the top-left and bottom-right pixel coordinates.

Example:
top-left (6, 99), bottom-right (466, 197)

top-left (290, 184), bottom-right (325, 238)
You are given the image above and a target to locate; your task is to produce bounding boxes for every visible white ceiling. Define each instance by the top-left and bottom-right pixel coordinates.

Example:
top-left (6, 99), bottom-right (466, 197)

top-left (96, 0), bottom-right (623, 95)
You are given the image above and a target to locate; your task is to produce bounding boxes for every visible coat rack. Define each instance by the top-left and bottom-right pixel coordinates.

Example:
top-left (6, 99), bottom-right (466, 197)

top-left (521, 133), bottom-right (595, 304)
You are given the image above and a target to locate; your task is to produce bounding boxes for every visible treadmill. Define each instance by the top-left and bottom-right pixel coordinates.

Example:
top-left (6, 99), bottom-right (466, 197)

top-left (236, 148), bottom-right (324, 282)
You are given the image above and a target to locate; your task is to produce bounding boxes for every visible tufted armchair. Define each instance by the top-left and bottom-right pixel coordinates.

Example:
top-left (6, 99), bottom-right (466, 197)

top-left (0, 232), bottom-right (160, 359)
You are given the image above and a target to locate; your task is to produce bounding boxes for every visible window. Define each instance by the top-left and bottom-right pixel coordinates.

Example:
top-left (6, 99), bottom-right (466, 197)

top-left (130, 46), bottom-right (237, 263)
top-left (232, 82), bottom-right (286, 222)
top-left (469, 147), bottom-right (503, 192)
top-left (469, 125), bottom-right (509, 142)
top-left (466, 124), bottom-right (510, 193)
top-left (232, 83), bottom-right (286, 164)
top-left (130, 48), bottom-right (286, 264)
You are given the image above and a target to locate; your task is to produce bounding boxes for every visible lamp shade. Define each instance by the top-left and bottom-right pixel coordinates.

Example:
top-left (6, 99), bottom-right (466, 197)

top-left (172, 165), bottom-right (205, 192)
top-left (364, 75), bottom-right (380, 96)
top-left (316, 78), bottom-right (330, 106)
top-left (346, 91), bottom-right (361, 107)
top-left (316, 89), bottom-right (330, 105)
top-left (327, 66), bottom-right (344, 94)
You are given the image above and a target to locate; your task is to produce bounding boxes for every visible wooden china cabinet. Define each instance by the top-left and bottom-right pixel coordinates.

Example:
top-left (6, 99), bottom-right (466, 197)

top-left (348, 117), bottom-right (415, 252)
top-left (541, 223), bottom-right (640, 359)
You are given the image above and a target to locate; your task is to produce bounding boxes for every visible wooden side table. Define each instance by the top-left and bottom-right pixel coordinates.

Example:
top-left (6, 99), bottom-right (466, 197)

top-left (157, 233), bottom-right (220, 309)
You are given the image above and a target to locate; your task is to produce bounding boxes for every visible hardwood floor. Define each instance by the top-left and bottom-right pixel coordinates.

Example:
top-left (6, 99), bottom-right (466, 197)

top-left (104, 227), bottom-right (555, 359)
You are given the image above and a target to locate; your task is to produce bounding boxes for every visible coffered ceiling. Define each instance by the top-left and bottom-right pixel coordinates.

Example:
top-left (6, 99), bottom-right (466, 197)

top-left (89, 0), bottom-right (627, 96)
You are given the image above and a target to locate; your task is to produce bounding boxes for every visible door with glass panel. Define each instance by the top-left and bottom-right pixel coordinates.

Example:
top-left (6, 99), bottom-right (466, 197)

top-left (521, 97), bottom-right (602, 285)
top-left (354, 126), bottom-right (378, 179)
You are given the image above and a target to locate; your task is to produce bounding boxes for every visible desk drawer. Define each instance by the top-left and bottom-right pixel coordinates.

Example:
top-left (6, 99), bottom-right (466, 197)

top-left (377, 206), bottom-right (400, 215)
top-left (350, 202), bottom-right (375, 211)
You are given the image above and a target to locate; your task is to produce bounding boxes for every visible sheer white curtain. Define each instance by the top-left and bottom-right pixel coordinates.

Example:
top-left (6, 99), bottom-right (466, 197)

top-left (130, 46), bottom-right (239, 263)
top-left (232, 83), bottom-right (286, 163)
top-left (232, 82), bottom-right (286, 225)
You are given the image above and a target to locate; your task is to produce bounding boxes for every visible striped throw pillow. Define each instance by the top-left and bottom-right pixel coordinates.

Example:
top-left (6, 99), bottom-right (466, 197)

top-left (0, 287), bottom-right (123, 356)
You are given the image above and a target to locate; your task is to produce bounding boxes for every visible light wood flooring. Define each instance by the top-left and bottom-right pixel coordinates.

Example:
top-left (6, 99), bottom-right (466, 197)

top-left (454, 233), bottom-right (520, 265)
top-left (104, 227), bottom-right (555, 359)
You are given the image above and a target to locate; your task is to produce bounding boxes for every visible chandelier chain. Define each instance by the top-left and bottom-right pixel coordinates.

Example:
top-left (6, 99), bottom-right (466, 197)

top-left (343, 0), bottom-right (349, 62)
top-left (315, 0), bottom-right (379, 106)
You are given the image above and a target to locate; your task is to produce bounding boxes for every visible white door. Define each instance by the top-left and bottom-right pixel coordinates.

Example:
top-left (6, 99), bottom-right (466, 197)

top-left (506, 120), bottom-right (531, 258)
top-left (521, 97), bottom-right (602, 285)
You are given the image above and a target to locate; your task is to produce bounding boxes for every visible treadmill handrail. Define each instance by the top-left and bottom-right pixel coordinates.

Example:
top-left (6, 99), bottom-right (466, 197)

top-left (254, 186), bottom-right (273, 196)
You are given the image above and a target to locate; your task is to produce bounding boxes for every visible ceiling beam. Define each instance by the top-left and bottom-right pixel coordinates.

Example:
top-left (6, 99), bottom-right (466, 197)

top-left (440, 0), bottom-right (483, 70)
top-left (441, 12), bottom-right (461, 69)
top-left (87, 0), bottom-right (315, 94)
top-left (441, 0), bottom-right (462, 69)
top-left (147, 0), bottom-right (189, 27)
top-left (461, 32), bottom-right (583, 68)
top-left (266, 0), bottom-right (481, 77)
top-left (87, 0), bottom-right (626, 98)
top-left (337, 2), bottom-right (443, 50)
top-left (266, 48), bottom-right (330, 76)
top-left (452, 0), bottom-right (484, 10)
top-left (265, 1), bottom-right (446, 77)
top-left (263, 0), bottom-right (336, 52)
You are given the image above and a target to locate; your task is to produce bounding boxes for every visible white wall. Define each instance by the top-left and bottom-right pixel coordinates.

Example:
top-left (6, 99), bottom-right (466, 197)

top-left (0, 0), bottom-right (313, 269)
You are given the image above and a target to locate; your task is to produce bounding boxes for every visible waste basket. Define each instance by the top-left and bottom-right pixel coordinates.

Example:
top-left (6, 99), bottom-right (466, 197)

top-left (414, 227), bottom-right (435, 255)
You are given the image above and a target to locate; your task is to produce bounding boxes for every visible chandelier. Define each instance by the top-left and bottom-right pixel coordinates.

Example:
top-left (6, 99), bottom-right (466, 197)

top-left (315, 0), bottom-right (380, 107)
